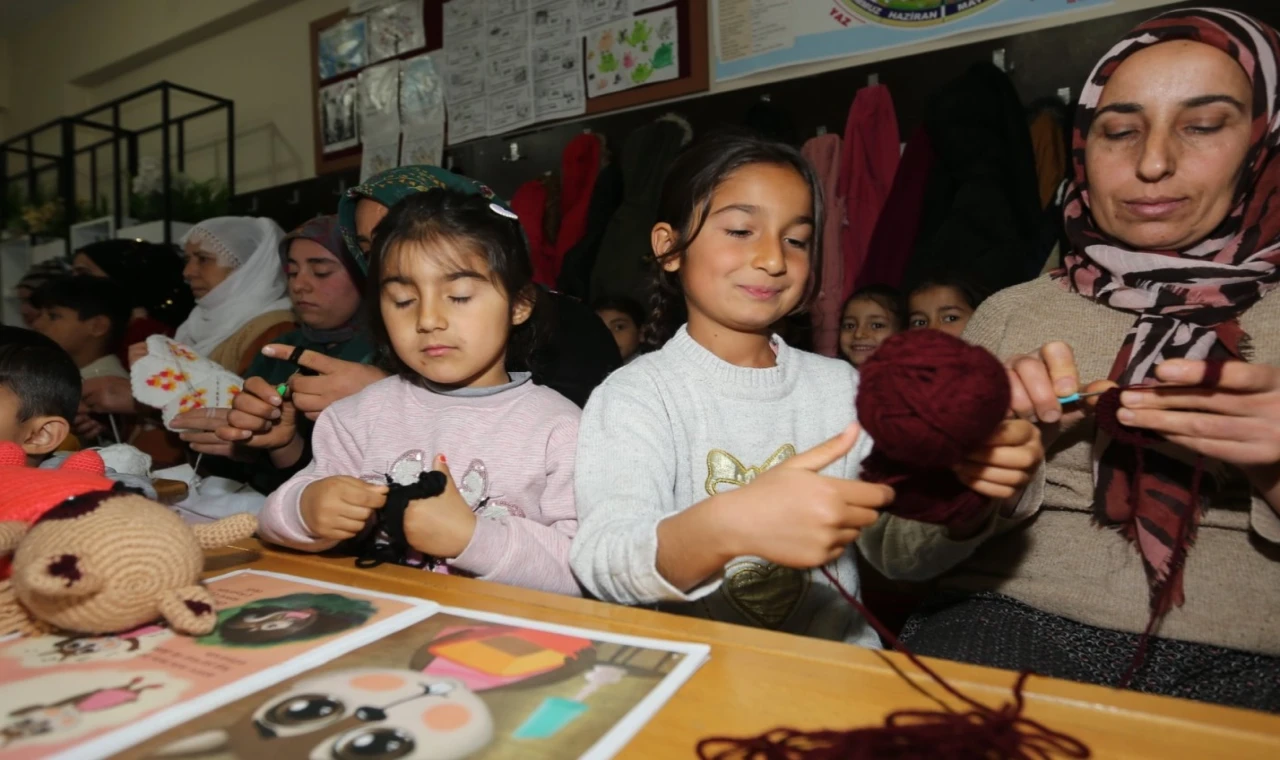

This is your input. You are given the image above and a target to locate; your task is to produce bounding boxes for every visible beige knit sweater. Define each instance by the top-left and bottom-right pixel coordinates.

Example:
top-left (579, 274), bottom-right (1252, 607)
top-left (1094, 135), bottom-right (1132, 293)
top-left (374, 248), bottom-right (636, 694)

top-left (858, 275), bottom-right (1280, 656)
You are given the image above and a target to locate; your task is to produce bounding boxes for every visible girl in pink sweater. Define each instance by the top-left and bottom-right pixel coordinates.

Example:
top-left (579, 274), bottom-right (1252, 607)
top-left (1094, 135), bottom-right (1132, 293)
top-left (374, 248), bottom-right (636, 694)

top-left (258, 189), bottom-right (582, 595)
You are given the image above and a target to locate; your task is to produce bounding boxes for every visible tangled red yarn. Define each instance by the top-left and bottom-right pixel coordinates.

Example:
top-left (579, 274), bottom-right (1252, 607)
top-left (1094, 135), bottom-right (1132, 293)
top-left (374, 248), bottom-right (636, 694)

top-left (856, 330), bottom-right (1012, 527)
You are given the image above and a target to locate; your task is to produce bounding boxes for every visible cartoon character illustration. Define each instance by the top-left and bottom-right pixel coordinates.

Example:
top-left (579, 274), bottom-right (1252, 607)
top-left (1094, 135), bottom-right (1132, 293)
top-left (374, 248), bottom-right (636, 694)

top-left (0, 671), bottom-right (183, 749)
top-left (8, 623), bottom-right (174, 667)
top-left (151, 668), bottom-right (493, 760)
top-left (198, 593), bottom-right (376, 648)
top-left (407, 623), bottom-right (684, 741)
top-left (409, 625), bottom-right (597, 693)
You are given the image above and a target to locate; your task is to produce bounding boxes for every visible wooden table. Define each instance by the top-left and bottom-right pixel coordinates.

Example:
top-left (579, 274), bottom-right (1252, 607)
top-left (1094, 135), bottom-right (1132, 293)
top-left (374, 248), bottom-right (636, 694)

top-left (200, 541), bottom-right (1280, 759)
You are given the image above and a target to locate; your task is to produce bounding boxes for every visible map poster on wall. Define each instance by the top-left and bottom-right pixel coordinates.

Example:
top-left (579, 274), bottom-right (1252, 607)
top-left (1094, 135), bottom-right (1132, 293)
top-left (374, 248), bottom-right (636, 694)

top-left (712, 0), bottom-right (1113, 82)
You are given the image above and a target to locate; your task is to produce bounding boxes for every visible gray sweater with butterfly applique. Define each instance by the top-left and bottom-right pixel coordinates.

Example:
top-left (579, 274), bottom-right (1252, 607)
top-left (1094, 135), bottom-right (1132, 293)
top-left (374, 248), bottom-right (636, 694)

top-left (570, 326), bottom-right (881, 648)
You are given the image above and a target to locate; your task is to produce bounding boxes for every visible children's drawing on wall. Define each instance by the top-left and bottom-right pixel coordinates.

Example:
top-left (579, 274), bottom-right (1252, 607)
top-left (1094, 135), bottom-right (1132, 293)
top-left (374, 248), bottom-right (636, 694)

top-left (139, 609), bottom-right (708, 760)
top-left (197, 593), bottom-right (377, 648)
top-left (0, 671), bottom-right (186, 751)
top-left (586, 7), bottom-right (679, 98)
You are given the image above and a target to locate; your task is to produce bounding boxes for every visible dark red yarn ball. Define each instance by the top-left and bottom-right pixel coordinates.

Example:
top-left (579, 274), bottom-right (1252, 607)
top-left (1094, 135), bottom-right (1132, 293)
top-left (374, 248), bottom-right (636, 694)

top-left (857, 330), bottom-right (1011, 470)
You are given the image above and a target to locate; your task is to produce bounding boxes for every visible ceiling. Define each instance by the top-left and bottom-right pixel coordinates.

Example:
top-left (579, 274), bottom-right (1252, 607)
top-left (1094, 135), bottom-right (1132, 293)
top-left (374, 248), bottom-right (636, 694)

top-left (0, 0), bottom-right (77, 35)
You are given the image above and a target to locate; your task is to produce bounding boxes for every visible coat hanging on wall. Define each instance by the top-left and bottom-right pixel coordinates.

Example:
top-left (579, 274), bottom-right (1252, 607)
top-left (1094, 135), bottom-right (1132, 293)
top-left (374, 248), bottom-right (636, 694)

top-left (552, 133), bottom-right (604, 272)
top-left (838, 84), bottom-right (901, 301)
top-left (1029, 100), bottom-right (1069, 210)
top-left (857, 125), bottom-right (935, 291)
top-left (905, 62), bottom-right (1042, 294)
top-left (801, 133), bottom-right (845, 357)
top-left (589, 114), bottom-right (693, 305)
top-left (557, 162), bottom-right (624, 300)
top-left (512, 178), bottom-right (552, 281)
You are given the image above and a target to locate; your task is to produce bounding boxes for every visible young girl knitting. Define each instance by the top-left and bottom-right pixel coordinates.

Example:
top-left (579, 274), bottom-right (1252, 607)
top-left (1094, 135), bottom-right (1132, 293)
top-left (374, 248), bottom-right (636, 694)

top-left (258, 190), bottom-right (582, 596)
top-left (570, 132), bottom-right (1042, 644)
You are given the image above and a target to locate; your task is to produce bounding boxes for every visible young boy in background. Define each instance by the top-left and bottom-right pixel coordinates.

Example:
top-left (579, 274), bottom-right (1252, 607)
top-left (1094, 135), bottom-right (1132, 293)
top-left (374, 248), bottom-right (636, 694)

top-left (0, 327), bottom-right (81, 465)
top-left (30, 275), bottom-right (131, 380)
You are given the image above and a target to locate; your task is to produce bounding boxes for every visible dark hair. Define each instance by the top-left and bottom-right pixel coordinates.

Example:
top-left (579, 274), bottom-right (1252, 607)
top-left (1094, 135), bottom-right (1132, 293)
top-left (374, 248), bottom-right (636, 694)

top-left (365, 189), bottom-right (541, 383)
top-left (842, 285), bottom-right (907, 332)
top-left (908, 276), bottom-right (991, 312)
top-left (590, 295), bottom-right (645, 328)
top-left (30, 275), bottom-right (133, 350)
top-left (0, 327), bottom-right (81, 423)
top-left (76, 239), bottom-right (194, 329)
top-left (643, 130), bottom-right (825, 350)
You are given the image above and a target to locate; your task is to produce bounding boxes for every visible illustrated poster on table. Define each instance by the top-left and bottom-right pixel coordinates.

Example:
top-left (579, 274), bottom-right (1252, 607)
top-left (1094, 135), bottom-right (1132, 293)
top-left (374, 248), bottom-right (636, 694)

top-left (0, 571), bottom-right (435, 760)
top-left (129, 607), bottom-right (710, 760)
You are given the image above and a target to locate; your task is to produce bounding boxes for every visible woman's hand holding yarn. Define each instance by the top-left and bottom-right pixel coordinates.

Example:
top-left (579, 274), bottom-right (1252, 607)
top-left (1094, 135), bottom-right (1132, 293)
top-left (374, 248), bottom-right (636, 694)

top-left (1117, 360), bottom-right (1280, 471)
top-left (261, 346), bottom-right (387, 421)
top-left (1007, 341), bottom-right (1115, 446)
top-left (173, 407), bottom-right (238, 458)
top-left (218, 376), bottom-right (298, 451)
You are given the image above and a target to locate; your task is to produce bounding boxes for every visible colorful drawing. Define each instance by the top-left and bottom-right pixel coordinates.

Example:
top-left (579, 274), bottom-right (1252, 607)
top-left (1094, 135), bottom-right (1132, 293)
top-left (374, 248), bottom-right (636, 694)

top-left (317, 15), bottom-right (368, 80)
top-left (0, 670), bottom-right (187, 750)
top-left (6, 625), bottom-right (174, 668)
top-left (152, 669), bottom-right (493, 760)
top-left (137, 609), bottom-right (709, 760)
top-left (0, 571), bottom-right (435, 760)
top-left (198, 593), bottom-right (377, 648)
top-left (586, 7), bottom-right (680, 99)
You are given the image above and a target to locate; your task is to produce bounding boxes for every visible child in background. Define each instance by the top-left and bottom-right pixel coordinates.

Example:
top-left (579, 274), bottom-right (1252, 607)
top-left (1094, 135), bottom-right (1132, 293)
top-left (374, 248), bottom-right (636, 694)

top-left (592, 295), bottom-right (645, 363)
top-left (906, 276), bottom-right (989, 339)
top-left (0, 327), bottom-right (80, 465)
top-left (838, 285), bottom-right (905, 367)
top-left (258, 189), bottom-right (583, 596)
top-left (30, 276), bottom-right (131, 381)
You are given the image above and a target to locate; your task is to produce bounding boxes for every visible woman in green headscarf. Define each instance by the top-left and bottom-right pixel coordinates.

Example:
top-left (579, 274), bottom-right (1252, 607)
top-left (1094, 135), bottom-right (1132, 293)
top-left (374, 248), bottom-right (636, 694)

top-left (337, 165), bottom-right (621, 407)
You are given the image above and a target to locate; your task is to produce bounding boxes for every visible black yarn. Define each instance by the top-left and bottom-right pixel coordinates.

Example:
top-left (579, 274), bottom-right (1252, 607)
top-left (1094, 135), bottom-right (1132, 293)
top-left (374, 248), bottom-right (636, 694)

top-left (353, 470), bottom-right (447, 569)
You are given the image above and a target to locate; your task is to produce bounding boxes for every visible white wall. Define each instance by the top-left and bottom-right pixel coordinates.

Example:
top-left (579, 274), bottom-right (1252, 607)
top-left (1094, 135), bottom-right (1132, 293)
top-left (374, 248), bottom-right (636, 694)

top-left (1, 0), bottom-right (1182, 196)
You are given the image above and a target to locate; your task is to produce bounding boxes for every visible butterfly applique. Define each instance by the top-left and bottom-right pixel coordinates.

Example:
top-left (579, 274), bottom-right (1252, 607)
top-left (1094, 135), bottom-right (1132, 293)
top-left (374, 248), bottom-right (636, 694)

top-left (456, 459), bottom-right (525, 520)
top-left (704, 444), bottom-right (796, 496)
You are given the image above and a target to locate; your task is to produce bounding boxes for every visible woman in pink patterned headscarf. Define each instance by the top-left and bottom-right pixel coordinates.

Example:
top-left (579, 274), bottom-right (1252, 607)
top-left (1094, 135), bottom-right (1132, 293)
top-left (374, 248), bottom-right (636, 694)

top-left (860, 8), bottom-right (1280, 712)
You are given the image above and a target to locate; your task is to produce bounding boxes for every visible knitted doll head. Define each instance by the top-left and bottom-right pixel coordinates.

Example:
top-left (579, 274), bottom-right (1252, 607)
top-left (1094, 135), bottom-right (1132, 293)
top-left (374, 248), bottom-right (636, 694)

top-left (0, 493), bottom-right (257, 637)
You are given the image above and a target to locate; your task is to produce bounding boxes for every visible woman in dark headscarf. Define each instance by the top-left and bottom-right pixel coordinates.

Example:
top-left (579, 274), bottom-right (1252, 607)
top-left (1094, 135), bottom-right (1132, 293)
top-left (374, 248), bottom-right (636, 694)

top-left (171, 216), bottom-right (375, 491)
top-left (69, 241), bottom-right (193, 441)
top-left (71, 239), bottom-right (194, 355)
top-left (860, 8), bottom-right (1280, 712)
top-left (337, 166), bottom-right (620, 407)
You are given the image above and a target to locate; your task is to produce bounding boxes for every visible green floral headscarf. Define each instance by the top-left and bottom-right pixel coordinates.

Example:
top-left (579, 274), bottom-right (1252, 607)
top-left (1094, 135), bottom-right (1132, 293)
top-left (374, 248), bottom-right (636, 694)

top-left (337, 165), bottom-right (511, 275)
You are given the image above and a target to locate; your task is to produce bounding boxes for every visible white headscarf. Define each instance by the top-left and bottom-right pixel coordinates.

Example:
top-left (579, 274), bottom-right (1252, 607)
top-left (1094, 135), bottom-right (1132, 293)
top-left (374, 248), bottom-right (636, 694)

top-left (174, 216), bottom-right (293, 357)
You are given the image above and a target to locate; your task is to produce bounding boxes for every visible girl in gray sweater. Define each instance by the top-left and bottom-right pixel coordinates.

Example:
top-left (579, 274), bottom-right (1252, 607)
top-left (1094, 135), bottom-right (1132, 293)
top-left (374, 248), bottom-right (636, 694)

top-left (570, 133), bottom-right (1042, 645)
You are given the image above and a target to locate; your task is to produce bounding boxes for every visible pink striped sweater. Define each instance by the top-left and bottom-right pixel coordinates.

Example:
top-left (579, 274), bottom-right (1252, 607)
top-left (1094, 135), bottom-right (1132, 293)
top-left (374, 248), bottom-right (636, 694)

top-left (258, 374), bottom-right (582, 595)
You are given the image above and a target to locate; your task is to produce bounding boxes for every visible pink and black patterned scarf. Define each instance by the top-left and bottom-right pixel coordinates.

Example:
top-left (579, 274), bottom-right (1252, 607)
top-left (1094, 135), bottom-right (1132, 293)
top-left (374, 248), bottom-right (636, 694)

top-left (1055, 8), bottom-right (1280, 617)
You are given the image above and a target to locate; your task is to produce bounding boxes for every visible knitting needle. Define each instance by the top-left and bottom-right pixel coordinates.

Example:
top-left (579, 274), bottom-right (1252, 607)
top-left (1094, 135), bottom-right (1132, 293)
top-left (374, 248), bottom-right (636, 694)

top-left (1057, 389), bottom-right (1109, 405)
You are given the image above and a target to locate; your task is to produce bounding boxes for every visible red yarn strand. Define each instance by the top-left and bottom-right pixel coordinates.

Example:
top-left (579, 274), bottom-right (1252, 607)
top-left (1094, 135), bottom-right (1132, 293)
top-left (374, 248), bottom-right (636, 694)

top-left (695, 568), bottom-right (1091, 760)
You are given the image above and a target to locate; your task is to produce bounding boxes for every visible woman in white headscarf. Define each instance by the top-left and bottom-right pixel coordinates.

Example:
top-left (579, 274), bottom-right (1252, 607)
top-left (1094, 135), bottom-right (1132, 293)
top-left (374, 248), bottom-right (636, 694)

top-left (169, 216), bottom-right (296, 374)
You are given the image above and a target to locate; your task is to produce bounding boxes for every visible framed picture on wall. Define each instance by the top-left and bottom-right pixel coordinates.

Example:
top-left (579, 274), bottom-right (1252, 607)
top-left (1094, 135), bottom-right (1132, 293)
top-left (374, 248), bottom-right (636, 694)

top-left (368, 0), bottom-right (427, 62)
top-left (319, 78), bottom-right (361, 153)
top-left (318, 15), bottom-right (369, 80)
